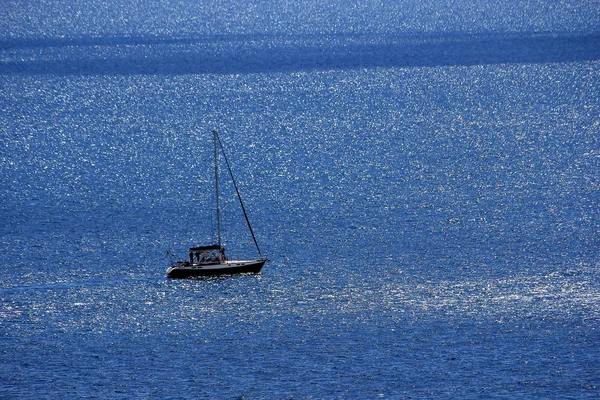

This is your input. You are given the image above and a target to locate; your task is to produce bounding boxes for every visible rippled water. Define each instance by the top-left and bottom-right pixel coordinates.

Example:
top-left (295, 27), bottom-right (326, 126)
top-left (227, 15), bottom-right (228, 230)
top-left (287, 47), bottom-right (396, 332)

top-left (2, 0), bottom-right (600, 398)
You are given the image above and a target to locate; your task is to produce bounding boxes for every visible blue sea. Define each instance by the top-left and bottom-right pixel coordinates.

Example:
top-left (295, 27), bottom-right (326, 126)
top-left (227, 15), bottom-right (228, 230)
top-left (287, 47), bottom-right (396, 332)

top-left (1, 1), bottom-right (600, 398)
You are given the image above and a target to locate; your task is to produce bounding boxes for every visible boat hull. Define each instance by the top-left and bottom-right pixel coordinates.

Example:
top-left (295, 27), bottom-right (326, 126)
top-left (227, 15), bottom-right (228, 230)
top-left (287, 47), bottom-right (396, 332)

top-left (166, 259), bottom-right (266, 278)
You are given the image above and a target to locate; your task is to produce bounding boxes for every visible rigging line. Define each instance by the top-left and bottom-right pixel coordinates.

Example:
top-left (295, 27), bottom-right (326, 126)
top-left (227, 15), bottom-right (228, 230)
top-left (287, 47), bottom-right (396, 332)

top-left (215, 130), bottom-right (263, 257)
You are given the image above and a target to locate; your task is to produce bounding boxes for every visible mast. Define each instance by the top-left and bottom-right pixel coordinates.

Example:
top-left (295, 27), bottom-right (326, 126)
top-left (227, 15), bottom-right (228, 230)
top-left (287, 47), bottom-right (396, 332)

top-left (213, 129), bottom-right (221, 247)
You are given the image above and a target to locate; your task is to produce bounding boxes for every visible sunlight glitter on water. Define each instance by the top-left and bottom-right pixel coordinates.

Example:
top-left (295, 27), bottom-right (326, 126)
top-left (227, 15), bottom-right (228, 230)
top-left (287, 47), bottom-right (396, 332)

top-left (2, 0), bottom-right (600, 397)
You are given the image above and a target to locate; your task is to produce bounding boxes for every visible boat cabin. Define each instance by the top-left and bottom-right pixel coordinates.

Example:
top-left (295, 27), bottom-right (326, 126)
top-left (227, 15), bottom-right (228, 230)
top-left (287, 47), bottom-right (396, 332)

top-left (185, 244), bottom-right (227, 265)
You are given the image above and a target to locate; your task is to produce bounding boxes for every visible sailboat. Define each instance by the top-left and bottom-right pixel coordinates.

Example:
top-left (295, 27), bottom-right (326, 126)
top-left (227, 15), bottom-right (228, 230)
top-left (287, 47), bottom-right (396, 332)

top-left (166, 129), bottom-right (267, 278)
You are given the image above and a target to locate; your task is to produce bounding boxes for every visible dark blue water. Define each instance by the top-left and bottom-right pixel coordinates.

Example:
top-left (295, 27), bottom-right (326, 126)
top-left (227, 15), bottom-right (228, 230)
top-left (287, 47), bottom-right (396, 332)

top-left (2, 1), bottom-right (600, 398)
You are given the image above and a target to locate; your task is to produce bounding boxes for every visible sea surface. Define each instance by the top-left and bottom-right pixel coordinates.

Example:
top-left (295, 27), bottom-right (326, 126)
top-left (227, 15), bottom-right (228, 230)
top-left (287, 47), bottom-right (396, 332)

top-left (1, 1), bottom-right (600, 398)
